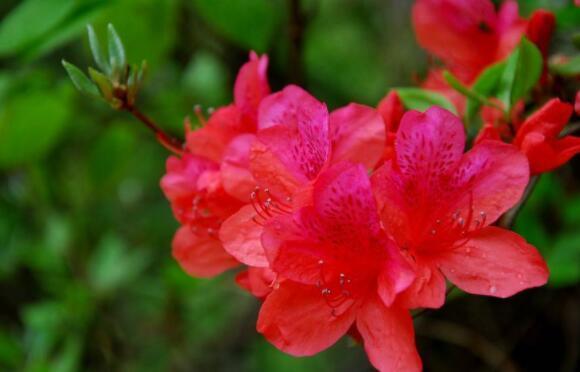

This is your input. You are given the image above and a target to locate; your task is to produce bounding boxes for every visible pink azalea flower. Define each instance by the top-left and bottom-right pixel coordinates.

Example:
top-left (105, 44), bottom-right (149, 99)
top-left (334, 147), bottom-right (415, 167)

top-left (372, 107), bottom-right (549, 308)
top-left (257, 162), bottom-right (421, 371)
top-left (160, 52), bottom-right (270, 277)
top-left (219, 85), bottom-right (385, 270)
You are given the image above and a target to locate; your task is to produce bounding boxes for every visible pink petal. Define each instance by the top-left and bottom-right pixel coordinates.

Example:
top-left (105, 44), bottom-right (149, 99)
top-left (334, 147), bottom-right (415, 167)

top-left (236, 267), bottom-right (276, 299)
top-left (396, 107), bottom-right (465, 195)
top-left (515, 99), bottom-right (573, 144)
top-left (356, 295), bottom-right (422, 372)
top-left (439, 226), bottom-right (549, 298)
top-left (376, 240), bottom-right (416, 307)
top-left (412, 0), bottom-right (498, 82)
top-left (257, 281), bottom-right (357, 356)
top-left (186, 105), bottom-right (242, 162)
top-left (313, 162), bottom-right (381, 237)
top-left (221, 134), bottom-right (257, 202)
top-left (160, 154), bottom-right (218, 224)
top-left (219, 205), bottom-right (268, 267)
top-left (449, 140), bottom-right (529, 227)
top-left (234, 52), bottom-right (270, 127)
top-left (257, 85), bottom-right (330, 180)
top-left (249, 139), bottom-right (304, 198)
top-left (172, 225), bottom-right (238, 278)
top-left (397, 262), bottom-right (447, 309)
top-left (329, 103), bottom-right (385, 170)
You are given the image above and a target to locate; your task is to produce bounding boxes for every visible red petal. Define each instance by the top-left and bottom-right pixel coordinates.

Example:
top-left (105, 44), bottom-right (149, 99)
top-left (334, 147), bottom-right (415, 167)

top-left (523, 134), bottom-right (580, 174)
top-left (313, 162), bottom-right (381, 237)
top-left (221, 134), bottom-right (256, 202)
top-left (257, 85), bottom-right (330, 180)
top-left (515, 99), bottom-right (573, 144)
top-left (160, 154), bottom-right (218, 225)
top-left (236, 267), bottom-right (276, 299)
top-left (249, 140), bottom-right (304, 198)
top-left (257, 281), bottom-right (356, 356)
top-left (376, 240), bottom-right (415, 307)
top-left (234, 52), bottom-right (270, 128)
top-left (412, 0), bottom-right (498, 82)
top-left (172, 225), bottom-right (238, 278)
top-left (377, 91), bottom-right (405, 133)
top-left (396, 107), bottom-right (465, 194)
top-left (525, 10), bottom-right (555, 59)
top-left (219, 205), bottom-right (268, 267)
top-left (397, 262), bottom-right (447, 309)
top-left (449, 140), bottom-right (529, 227)
top-left (439, 226), bottom-right (549, 298)
top-left (329, 103), bottom-right (385, 170)
top-left (186, 105), bottom-right (243, 161)
top-left (356, 296), bottom-right (422, 372)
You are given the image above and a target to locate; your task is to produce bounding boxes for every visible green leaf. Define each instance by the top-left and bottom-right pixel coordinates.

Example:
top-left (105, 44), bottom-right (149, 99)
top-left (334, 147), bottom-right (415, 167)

top-left (395, 88), bottom-right (458, 115)
top-left (87, 24), bottom-right (109, 74)
top-left (497, 37), bottom-right (542, 109)
top-left (0, 84), bottom-right (73, 168)
top-left (61, 61), bottom-right (99, 97)
top-left (465, 62), bottom-right (506, 123)
top-left (0, 0), bottom-right (76, 57)
top-left (88, 67), bottom-right (113, 101)
top-left (549, 55), bottom-right (580, 77)
top-left (107, 23), bottom-right (126, 78)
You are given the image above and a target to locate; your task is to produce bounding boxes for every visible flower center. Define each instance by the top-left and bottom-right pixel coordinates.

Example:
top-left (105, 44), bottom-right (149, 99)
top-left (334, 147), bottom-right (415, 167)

top-left (250, 186), bottom-right (292, 225)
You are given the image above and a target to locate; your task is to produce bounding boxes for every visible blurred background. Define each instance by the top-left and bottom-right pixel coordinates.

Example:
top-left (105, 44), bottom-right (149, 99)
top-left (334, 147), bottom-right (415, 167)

top-left (0, 0), bottom-right (579, 371)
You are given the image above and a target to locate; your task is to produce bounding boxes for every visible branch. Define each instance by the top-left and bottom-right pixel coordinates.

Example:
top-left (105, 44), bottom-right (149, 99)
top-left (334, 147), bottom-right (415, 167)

top-left (287, 0), bottom-right (305, 84)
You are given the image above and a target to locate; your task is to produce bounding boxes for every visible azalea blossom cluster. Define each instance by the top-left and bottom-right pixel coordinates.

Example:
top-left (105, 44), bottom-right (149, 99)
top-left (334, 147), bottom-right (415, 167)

top-left (61, 0), bottom-right (580, 370)
top-left (157, 1), bottom-right (580, 370)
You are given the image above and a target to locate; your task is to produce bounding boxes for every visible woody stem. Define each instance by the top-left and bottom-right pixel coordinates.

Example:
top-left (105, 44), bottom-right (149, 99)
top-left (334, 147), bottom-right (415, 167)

top-left (121, 104), bottom-right (184, 155)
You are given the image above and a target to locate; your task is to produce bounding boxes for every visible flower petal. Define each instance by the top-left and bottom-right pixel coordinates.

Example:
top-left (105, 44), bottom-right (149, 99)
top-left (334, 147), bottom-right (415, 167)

top-left (257, 85), bottom-right (330, 180)
top-left (515, 98), bottom-right (573, 143)
top-left (396, 107), bottom-right (465, 195)
top-left (234, 52), bottom-right (270, 127)
top-left (313, 162), bottom-right (381, 237)
top-left (160, 154), bottom-right (218, 225)
top-left (439, 226), bottom-right (549, 298)
top-left (219, 205), bottom-right (268, 267)
top-left (329, 103), bottom-right (385, 170)
top-left (257, 281), bottom-right (356, 356)
top-left (449, 140), bottom-right (529, 227)
top-left (397, 262), bottom-right (447, 309)
top-left (186, 105), bottom-right (242, 162)
top-left (236, 267), bottom-right (276, 299)
top-left (221, 134), bottom-right (257, 202)
top-left (412, 0), bottom-right (498, 81)
top-left (356, 295), bottom-right (422, 372)
top-left (172, 225), bottom-right (238, 278)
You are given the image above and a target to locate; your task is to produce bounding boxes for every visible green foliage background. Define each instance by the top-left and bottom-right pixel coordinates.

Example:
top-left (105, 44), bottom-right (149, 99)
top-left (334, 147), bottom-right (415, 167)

top-left (0, 0), bottom-right (579, 371)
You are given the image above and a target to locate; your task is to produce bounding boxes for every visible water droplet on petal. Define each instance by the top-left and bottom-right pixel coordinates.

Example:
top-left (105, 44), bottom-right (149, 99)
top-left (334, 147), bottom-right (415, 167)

top-left (465, 248), bottom-right (471, 254)
top-left (489, 285), bottom-right (497, 294)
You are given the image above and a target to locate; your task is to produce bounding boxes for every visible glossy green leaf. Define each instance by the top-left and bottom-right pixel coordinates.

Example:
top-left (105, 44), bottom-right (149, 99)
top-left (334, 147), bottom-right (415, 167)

top-left (497, 37), bottom-right (542, 109)
top-left (395, 88), bottom-right (457, 114)
top-left (465, 62), bottom-right (506, 123)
